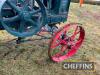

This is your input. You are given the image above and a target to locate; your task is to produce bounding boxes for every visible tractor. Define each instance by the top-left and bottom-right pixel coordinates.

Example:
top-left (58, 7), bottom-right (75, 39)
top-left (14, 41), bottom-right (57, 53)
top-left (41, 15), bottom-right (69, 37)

top-left (0, 0), bottom-right (85, 62)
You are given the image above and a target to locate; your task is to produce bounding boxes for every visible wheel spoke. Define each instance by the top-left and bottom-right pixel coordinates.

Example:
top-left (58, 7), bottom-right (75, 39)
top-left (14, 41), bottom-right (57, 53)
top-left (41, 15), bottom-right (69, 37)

top-left (52, 45), bottom-right (66, 57)
top-left (61, 45), bottom-right (67, 51)
top-left (6, 0), bottom-right (20, 13)
top-left (23, 4), bottom-right (29, 11)
top-left (30, 9), bottom-right (41, 15)
top-left (22, 0), bottom-right (30, 11)
top-left (27, 19), bottom-right (37, 27)
top-left (64, 30), bottom-right (67, 36)
top-left (19, 21), bottom-right (25, 33)
top-left (3, 15), bottom-right (20, 23)
top-left (73, 26), bottom-right (79, 35)
top-left (70, 41), bottom-right (75, 46)
top-left (51, 41), bottom-right (61, 49)
top-left (58, 37), bottom-right (62, 41)
top-left (71, 26), bottom-right (80, 40)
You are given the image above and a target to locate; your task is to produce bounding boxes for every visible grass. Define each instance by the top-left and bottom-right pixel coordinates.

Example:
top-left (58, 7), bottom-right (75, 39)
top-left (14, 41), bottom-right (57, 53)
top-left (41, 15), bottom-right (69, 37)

top-left (0, 3), bottom-right (100, 75)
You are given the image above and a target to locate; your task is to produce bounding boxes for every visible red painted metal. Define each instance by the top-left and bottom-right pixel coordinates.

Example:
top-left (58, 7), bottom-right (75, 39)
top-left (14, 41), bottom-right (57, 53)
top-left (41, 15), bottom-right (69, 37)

top-left (48, 23), bottom-right (85, 62)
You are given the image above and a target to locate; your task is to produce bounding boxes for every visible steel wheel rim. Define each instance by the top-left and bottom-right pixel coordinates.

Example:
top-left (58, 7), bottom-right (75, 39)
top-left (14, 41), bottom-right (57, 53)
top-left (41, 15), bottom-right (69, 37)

top-left (48, 23), bottom-right (85, 62)
top-left (0, 0), bottom-right (46, 37)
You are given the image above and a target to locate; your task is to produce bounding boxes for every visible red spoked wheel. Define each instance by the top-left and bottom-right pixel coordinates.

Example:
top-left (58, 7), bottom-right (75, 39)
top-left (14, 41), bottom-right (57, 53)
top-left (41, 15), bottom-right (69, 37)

top-left (48, 23), bottom-right (85, 62)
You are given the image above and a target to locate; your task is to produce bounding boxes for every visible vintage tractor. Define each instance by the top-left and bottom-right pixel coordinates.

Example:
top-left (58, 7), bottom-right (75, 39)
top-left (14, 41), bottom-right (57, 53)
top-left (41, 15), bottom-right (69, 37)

top-left (0, 0), bottom-right (85, 62)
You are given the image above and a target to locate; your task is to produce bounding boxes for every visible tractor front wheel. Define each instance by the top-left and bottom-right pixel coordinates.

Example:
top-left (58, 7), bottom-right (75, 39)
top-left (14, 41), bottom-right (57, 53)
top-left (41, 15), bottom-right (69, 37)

top-left (48, 23), bottom-right (85, 62)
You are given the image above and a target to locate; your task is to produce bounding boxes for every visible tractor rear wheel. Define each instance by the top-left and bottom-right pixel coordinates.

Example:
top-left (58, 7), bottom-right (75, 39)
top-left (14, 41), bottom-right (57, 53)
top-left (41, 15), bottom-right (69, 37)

top-left (0, 0), bottom-right (46, 37)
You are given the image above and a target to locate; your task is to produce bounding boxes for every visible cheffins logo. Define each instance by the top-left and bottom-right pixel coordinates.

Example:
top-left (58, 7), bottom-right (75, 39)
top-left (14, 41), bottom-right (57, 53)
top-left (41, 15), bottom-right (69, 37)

top-left (63, 62), bottom-right (94, 70)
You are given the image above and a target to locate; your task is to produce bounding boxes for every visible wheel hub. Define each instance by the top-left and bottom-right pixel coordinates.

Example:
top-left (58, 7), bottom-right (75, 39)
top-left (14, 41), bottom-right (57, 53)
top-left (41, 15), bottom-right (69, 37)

top-left (20, 11), bottom-right (31, 21)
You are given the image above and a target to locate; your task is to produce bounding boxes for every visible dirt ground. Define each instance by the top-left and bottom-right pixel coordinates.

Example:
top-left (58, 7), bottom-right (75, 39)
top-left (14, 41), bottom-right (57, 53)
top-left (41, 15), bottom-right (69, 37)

top-left (0, 3), bottom-right (100, 75)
